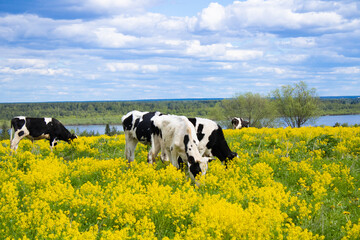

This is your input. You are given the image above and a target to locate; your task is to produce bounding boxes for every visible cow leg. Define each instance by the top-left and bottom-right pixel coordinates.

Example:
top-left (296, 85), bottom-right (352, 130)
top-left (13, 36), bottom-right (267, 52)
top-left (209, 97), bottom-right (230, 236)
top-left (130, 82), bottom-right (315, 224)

top-left (148, 140), bottom-right (165, 164)
top-left (148, 135), bottom-right (161, 164)
top-left (49, 137), bottom-right (58, 152)
top-left (169, 147), bottom-right (180, 169)
top-left (10, 130), bottom-right (27, 153)
top-left (125, 134), bottom-right (138, 163)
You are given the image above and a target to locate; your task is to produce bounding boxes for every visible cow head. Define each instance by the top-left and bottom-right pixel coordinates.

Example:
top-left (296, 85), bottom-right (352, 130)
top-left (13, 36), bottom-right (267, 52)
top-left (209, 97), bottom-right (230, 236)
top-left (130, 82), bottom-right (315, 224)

top-left (188, 156), bottom-right (210, 179)
top-left (67, 133), bottom-right (77, 143)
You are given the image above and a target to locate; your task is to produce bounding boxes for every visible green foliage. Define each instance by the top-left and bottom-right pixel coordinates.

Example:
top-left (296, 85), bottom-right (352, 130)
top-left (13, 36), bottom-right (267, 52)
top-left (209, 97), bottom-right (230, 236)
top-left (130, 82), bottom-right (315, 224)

top-left (212, 92), bottom-right (278, 128)
top-left (105, 124), bottom-right (120, 136)
top-left (306, 134), bottom-right (340, 157)
top-left (271, 81), bottom-right (321, 127)
top-left (322, 97), bottom-right (360, 115)
top-left (0, 122), bottom-right (10, 140)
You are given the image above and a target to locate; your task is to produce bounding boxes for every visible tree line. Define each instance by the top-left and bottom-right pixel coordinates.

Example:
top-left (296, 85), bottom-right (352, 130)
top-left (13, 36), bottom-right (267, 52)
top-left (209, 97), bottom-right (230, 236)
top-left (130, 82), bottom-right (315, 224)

top-left (1, 81), bottom-right (360, 136)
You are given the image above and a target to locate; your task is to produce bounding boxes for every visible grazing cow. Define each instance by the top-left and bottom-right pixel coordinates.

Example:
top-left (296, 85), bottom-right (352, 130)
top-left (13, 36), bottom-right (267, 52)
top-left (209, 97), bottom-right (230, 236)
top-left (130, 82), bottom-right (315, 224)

top-left (121, 110), bottom-right (164, 163)
top-left (188, 117), bottom-right (237, 163)
top-left (10, 116), bottom-right (77, 152)
top-left (150, 114), bottom-right (211, 181)
top-left (231, 117), bottom-right (250, 129)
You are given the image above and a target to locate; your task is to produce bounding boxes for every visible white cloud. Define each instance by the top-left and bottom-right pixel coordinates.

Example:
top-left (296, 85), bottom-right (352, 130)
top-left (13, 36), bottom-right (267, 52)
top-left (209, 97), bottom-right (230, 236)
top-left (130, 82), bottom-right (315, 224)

top-left (94, 28), bottom-right (139, 48)
top-left (106, 62), bottom-right (177, 73)
top-left (0, 67), bottom-right (70, 76)
top-left (332, 67), bottom-right (360, 74)
top-left (250, 66), bottom-right (286, 74)
top-left (0, 58), bottom-right (71, 76)
top-left (191, 0), bottom-right (358, 34)
top-left (281, 37), bottom-right (316, 47)
top-left (198, 2), bottom-right (226, 31)
top-left (185, 40), bottom-right (263, 61)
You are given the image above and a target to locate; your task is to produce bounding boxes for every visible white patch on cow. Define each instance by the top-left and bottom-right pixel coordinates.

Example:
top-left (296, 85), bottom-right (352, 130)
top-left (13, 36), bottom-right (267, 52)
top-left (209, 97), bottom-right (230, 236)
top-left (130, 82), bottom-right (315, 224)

top-left (150, 115), bottom-right (210, 181)
top-left (44, 118), bottom-right (52, 124)
top-left (10, 123), bottom-right (30, 151)
top-left (16, 116), bottom-right (26, 120)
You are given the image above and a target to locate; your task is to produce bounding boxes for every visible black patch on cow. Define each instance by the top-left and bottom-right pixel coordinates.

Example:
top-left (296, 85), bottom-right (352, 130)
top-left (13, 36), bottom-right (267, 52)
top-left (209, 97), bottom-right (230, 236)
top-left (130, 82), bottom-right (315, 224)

top-left (136, 112), bottom-right (158, 143)
top-left (188, 118), bottom-right (197, 127)
top-left (231, 118), bottom-right (239, 128)
top-left (196, 124), bottom-right (205, 141)
top-left (207, 126), bottom-right (237, 162)
top-left (18, 130), bottom-right (24, 137)
top-left (134, 118), bottom-right (140, 129)
top-left (188, 155), bottom-right (195, 165)
top-left (150, 120), bottom-right (162, 140)
top-left (11, 118), bottom-right (25, 131)
top-left (26, 118), bottom-right (48, 138)
top-left (178, 157), bottom-right (185, 169)
top-left (242, 119), bottom-right (250, 127)
top-left (183, 135), bottom-right (189, 152)
top-left (189, 162), bottom-right (202, 178)
top-left (122, 114), bottom-right (133, 131)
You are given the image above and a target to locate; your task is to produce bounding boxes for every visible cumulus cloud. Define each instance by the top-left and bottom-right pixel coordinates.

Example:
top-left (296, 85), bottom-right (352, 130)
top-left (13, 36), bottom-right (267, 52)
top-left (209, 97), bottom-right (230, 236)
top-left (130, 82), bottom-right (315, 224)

top-left (197, 2), bottom-right (226, 31)
top-left (192, 0), bottom-right (359, 35)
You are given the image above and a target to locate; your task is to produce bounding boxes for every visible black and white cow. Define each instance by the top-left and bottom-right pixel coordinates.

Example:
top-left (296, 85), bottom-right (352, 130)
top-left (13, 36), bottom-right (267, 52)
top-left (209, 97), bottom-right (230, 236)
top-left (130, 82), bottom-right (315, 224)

top-left (149, 114), bottom-right (211, 180)
top-left (10, 116), bottom-right (77, 152)
top-left (188, 117), bottom-right (237, 163)
top-left (231, 117), bottom-right (250, 129)
top-left (121, 110), bottom-right (164, 163)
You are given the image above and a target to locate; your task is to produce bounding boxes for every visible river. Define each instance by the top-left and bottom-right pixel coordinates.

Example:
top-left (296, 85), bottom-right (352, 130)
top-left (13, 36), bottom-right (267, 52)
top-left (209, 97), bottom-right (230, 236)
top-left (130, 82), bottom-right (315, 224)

top-left (64, 114), bottom-right (360, 135)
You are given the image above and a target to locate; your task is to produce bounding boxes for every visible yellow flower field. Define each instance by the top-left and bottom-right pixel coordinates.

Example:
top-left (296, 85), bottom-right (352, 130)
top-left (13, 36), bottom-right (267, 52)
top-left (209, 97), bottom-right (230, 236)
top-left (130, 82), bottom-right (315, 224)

top-left (0, 127), bottom-right (359, 239)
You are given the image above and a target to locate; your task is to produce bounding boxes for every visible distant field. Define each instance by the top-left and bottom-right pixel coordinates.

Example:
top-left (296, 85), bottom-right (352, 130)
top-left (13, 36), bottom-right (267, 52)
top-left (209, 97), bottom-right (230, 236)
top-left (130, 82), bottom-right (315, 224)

top-left (1, 127), bottom-right (359, 239)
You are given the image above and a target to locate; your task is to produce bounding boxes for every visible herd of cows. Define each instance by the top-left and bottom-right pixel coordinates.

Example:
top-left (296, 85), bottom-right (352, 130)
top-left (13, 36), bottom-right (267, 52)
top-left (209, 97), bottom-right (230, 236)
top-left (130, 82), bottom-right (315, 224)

top-left (9, 112), bottom-right (249, 182)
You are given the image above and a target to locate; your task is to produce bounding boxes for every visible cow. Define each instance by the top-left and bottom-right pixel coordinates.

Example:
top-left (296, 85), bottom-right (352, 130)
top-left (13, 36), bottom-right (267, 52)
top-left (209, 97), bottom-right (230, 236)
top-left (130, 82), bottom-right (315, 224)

top-left (231, 117), bottom-right (250, 129)
top-left (149, 114), bottom-right (212, 181)
top-left (121, 110), bottom-right (164, 163)
top-left (122, 110), bottom-right (237, 164)
top-left (10, 116), bottom-right (77, 152)
top-left (188, 117), bottom-right (237, 163)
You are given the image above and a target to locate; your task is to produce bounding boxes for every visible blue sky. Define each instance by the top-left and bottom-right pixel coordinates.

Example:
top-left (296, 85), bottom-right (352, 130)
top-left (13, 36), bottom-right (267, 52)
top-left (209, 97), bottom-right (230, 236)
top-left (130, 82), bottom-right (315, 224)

top-left (0, 0), bottom-right (359, 103)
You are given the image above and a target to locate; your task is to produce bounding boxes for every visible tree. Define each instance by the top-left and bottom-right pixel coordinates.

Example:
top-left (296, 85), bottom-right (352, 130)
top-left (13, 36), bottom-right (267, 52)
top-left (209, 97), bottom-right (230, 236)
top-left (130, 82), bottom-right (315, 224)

top-left (271, 81), bottom-right (320, 128)
top-left (0, 122), bottom-right (10, 140)
top-left (211, 92), bottom-right (278, 128)
top-left (105, 124), bottom-right (111, 136)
